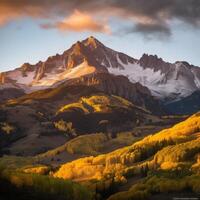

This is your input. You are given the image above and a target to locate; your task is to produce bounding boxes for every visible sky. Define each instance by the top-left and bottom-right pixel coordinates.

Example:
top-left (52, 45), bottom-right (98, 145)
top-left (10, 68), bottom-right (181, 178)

top-left (0, 0), bottom-right (200, 72)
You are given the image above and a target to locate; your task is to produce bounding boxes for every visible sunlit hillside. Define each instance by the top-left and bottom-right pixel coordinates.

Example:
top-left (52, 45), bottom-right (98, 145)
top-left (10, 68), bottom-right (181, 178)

top-left (1, 1), bottom-right (200, 199)
top-left (1, 79), bottom-right (168, 156)
top-left (53, 92), bottom-right (161, 135)
top-left (57, 94), bottom-right (134, 114)
top-left (53, 112), bottom-right (200, 199)
top-left (0, 112), bottom-right (200, 199)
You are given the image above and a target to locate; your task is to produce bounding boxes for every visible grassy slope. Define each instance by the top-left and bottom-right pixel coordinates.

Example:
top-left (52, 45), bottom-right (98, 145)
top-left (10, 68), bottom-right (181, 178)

top-left (0, 111), bottom-right (198, 199)
top-left (1, 91), bottom-right (158, 156)
top-left (57, 94), bottom-right (137, 114)
top-left (53, 112), bottom-right (200, 199)
top-left (54, 93), bottom-right (162, 135)
top-left (0, 157), bottom-right (93, 200)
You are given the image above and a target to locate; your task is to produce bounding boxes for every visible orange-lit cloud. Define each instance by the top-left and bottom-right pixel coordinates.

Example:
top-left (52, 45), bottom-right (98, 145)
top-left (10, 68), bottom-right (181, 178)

top-left (41, 10), bottom-right (111, 34)
top-left (0, 0), bottom-right (200, 37)
top-left (0, 2), bottom-right (49, 25)
top-left (0, 6), bottom-right (19, 25)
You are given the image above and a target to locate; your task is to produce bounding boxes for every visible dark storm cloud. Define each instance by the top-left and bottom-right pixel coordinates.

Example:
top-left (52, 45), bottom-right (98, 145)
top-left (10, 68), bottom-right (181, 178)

top-left (0, 0), bottom-right (200, 37)
top-left (134, 23), bottom-right (171, 37)
top-left (108, 0), bottom-right (200, 37)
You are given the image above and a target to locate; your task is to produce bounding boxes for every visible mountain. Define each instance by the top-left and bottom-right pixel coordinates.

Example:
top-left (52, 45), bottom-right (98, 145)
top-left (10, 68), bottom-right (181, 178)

top-left (1, 36), bottom-right (200, 104)
top-left (136, 57), bottom-right (200, 101)
top-left (4, 71), bottom-right (164, 115)
top-left (165, 90), bottom-right (200, 115)
top-left (106, 53), bottom-right (200, 102)
top-left (1, 36), bottom-right (200, 200)
top-left (62, 73), bottom-right (165, 114)
top-left (0, 80), bottom-right (167, 156)
top-left (0, 37), bottom-right (108, 92)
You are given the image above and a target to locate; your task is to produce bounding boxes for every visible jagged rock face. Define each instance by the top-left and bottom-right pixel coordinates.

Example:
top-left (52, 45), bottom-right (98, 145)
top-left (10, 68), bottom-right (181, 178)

top-left (65, 73), bottom-right (164, 115)
top-left (139, 54), bottom-right (171, 73)
top-left (80, 37), bottom-right (136, 69)
top-left (1, 36), bottom-right (200, 103)
top-left (0, 72), bottom-right (20, 87)
top-left (0, 36), bottom-right (137, 91)
top-left (33, 37), bottom-right (125, 82)
top-left (0, 37), bottom-right (110, 90)
top-left (0, 72), bottom-right (5, 84)
top-left (20, 63), bottom-right (35, 72)
top-left (107, 53), bottom-right (200, 101)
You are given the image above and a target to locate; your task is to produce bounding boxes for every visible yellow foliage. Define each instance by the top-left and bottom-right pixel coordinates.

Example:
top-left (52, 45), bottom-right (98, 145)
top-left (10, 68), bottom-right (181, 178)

top-left (57, 94), bottom-right (133, 114)
top-left (58, 102), bottom-right (90, 114)
top-left (0, 122), bottom-right (15, 134)
top-left (23, 165), bottom-right (50, 175)
top-left (154, 137), bottom-right (200, 165)
top-left (192, 155), bottom-right (200, 174)
top-left (54, 156), bottom-right (103, 180)
top-left (53, 113), bottom-right (200, 184)
top-left (54, 120), bottom-right (76, 136)
top-left (160, 162), bottom-right (178, 170)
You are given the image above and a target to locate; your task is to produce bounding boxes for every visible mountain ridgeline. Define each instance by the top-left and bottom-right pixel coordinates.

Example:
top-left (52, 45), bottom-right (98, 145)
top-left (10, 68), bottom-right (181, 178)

top-left (0, 36), bottom-right (200, 115)
top-left (0, 36), bottom-right (200, 200)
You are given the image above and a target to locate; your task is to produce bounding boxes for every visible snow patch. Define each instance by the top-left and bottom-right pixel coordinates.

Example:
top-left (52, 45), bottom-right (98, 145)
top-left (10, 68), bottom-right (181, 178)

top-left (32, 61), bottom-right (96, 87)
top-left (107, 56), bottom-right (198, 100)
top-left (7, 70), bottom-right (35, 85)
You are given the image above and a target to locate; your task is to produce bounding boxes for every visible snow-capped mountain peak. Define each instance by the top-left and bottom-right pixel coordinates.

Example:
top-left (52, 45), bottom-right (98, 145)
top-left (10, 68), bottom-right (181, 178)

top-left (1, 36), bottom-right (200, 103)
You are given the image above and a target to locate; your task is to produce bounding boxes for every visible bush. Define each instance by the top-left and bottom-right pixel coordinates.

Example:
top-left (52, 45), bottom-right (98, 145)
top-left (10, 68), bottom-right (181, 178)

top-left (0, 122), bottom-right (15, 134)
top-left (54, 120), bottom-right (76, 137)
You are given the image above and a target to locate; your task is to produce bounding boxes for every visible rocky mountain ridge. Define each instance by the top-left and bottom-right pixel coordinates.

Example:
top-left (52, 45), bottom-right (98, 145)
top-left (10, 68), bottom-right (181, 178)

top-left (1, 36), bottom-right (200, 103)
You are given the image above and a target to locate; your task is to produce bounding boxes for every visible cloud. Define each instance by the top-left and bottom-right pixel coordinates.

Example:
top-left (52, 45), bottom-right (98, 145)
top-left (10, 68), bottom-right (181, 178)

top-left (41, 10), bottom-right (111, 34)
top-left (135, 23), bottom-right (169, 34)
top-left (105, 0), bottom-right (200, 37)
top-left (1, 0), bottom-right (200, 37)
top-left (0, 1), bottom-right (51, 25)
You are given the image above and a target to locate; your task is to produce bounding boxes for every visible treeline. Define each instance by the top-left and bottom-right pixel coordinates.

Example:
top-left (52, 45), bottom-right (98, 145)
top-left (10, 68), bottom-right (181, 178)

top-left (0, 166), bottom-right (93, 200)
top-left (108, 175), bottom-right (200, 200)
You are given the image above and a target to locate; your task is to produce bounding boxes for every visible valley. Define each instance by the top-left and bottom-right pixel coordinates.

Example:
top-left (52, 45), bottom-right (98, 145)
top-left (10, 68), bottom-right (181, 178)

top-left (0, 36), bottom-right (199, 200)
